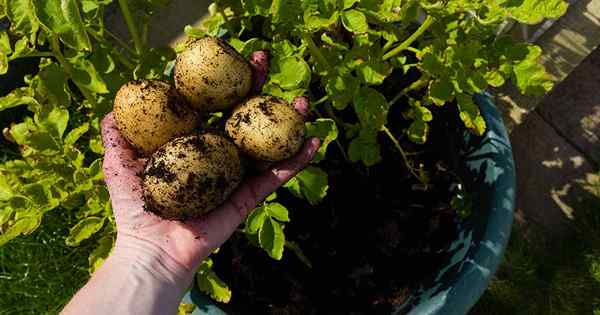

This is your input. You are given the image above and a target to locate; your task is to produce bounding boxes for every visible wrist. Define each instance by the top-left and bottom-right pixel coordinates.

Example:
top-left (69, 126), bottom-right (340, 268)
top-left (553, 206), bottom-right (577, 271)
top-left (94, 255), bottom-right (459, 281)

top-left (112, 235), bottom-right (196, 291)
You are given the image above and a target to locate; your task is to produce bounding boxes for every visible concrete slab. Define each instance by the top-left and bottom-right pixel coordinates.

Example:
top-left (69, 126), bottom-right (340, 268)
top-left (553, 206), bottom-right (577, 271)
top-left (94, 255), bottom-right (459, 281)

top-left (510, 111), bottom-right (595, 240)
top-left (537, 48), bottom-right (600, 165)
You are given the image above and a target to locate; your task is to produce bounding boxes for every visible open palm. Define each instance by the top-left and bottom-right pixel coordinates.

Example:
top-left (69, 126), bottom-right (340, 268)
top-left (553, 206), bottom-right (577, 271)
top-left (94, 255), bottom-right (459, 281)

top-left (101, 108), bottom-right (318, 271)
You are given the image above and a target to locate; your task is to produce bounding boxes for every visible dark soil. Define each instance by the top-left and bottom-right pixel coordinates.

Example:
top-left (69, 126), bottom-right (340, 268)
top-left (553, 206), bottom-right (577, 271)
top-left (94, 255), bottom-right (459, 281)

top-left (211, 69), bottom-right (466, 314)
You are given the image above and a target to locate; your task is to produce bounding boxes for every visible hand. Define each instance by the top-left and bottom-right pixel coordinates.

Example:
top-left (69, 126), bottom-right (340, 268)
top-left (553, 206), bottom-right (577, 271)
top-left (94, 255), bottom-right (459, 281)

top-left (101, 51), bottom-right (319, 282)
top-left (62, 50), bottom-right (319, 315)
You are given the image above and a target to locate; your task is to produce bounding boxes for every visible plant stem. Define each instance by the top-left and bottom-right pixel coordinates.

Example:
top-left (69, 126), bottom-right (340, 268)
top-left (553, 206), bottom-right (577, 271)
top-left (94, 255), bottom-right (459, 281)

top-left (313, 95), bottom-right (329, 106)
top-left (382, 15), bottom-right (434, 61)
top-left (50, 35), bottom-right (96, 106)
top-left (302, 33), bottom-right (331, 71)
top-left (388, 75), bottom-right (430, 107)
top-left (8, 52), bottom-right (54, 60)
top-left (325, 103), bottom-right (350, 130)
top-left (382, 125), bottom-right (423, 183)
top-left (104, 29), bottom-right (138, 56)
top-left (314, 108), bottom-right (349, 162)
top-left (117, 0), bottom-right (143, 55)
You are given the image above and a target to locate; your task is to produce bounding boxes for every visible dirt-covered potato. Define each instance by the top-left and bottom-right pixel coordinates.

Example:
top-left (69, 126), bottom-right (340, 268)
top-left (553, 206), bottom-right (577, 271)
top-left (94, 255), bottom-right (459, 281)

top-left (225, 96), bottom-right (305, 162)
top-left (174, 37), bottom-right (252, 112)
top-left (113, 80), bottom-right (200, 155)
top-left (142, 133), bottom-right (243, 220)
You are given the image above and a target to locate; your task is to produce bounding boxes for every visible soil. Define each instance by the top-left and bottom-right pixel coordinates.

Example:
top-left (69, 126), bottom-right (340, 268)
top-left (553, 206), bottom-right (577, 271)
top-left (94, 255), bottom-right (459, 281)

top-left (211, 68), bottom-right (467, 315)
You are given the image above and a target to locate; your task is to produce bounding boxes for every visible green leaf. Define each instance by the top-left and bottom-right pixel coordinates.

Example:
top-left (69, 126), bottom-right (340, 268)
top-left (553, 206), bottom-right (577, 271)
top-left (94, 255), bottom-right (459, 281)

top-left (0, 31), bottom-right (10, 75)
top-left (341, 9), bottom-right (369, 33)
top-left (284, 166), bottom-right (328, 205)
top-left (484, 70), bottom-right (506, 87)
top-left (245, 206), bottom-right (266, 234)
top-left (229, 37), bottom-right (270, 57)
top-left (259, 217), bottom-right (285, 260)
top-left (325, 71), bottom-right (359, 110)
top-left (354, 87), bottom-right (389, 132)
top-left (0, 215), bottom-right (42, 247)
top-left (177, 303), bottom-right (196, 315)
top-left (512, 45), bottom-right (553, 96)
top-left (507, 0), bottom-right (568, 25)
top-left (270, 56), bottom-right (311, 90)
top-left (0, 176), bottom-right (15, 201)
top-left (134, 46), bottom-right (176, 80)
top-left (6, 0), bottom-right (40, 43)
top-left (65, 217), bottom-right (105, 247)
top-left (348, 130), bottom-right (381, 166)
top-left (36, 0), bottom-right (91, 51)
top-left (9, 37), bottom-right (36, 60)
top-left (407, 120), bottom-right (429, 144)
top-left (88, 233), bottom-right (114, 273)
top-left (184, 25), bottom-right (206, 39)
top-left (428, 79), bottom-right (454, 106)
top-left (41, 107), bottom-right (69, 139)
top-left (196, 259), bottom-right (232, 303)
top-left (242, 0), bottom-right (272, 16)
top-left (64, 123), bottom-right (90, 145)
top-left (66, 51), bottom-right (109, 94)
top-left (265, 202), bottom-right (290, 222)
top-left (343, 0), bottom-right (359, 9)
top-left (89, 135), bottom-right (105, 154)
top-left (0, 87), bottom-right (39, 112)
top-left (321, 33), bottom-right (348, 51)
top-left (306, 118), bottom-right (338, 162)
top-left (456, 93), bottom-right (487, 136)
top-left (357, 58), bottom-right (392, 85)
top-left (266, 192), bottom-right (277, 202)
top-left (38, 62), bottom-right (70, 106)
top-left (302, 0), bottom-right (339, 31)
top-left (271, 0), bottom-right (303, 32)
top-left (358, 0), bottom-right (410, 22)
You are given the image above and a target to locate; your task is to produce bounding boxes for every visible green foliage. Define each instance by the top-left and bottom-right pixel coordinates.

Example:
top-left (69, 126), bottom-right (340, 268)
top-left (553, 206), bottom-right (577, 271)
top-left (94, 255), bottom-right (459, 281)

top-left (205, 0), bottom-right (561, 167)
top-left (196, 258), bottom-right (232, 303)
top-left (0, 0), bottom-right (167, 282)
top-left (0, 0), bottom-right (569, 309)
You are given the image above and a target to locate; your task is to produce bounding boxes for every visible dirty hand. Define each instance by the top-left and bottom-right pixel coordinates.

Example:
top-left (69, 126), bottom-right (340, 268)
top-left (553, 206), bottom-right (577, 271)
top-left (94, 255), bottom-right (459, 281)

top-left (61, 51), bottom-right (319, 315)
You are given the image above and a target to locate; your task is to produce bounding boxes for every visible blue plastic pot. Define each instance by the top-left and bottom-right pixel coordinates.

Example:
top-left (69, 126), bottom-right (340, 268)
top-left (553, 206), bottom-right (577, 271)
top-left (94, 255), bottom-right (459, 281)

top-left (181, 93), bottom-right (516, 315)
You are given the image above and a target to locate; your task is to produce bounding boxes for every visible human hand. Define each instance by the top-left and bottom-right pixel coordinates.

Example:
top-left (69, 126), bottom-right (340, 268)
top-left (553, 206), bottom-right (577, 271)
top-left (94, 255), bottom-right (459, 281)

top-left (101, 51), bottom-right (319, 285)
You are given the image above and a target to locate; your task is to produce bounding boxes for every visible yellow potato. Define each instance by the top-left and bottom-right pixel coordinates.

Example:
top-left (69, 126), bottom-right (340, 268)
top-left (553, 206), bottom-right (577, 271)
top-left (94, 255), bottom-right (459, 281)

top-left (113, 80), bottom-right (200, 155)
top-left (225, 96), bottom-right (305, 162)
top-left (142, 133), bottom-right (243, 220)
top-left (174, 37), bottom-right (252, 112)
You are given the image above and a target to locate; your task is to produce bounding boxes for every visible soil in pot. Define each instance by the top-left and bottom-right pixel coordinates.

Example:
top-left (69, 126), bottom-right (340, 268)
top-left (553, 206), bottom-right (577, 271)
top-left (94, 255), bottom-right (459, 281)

top-left (210, 68), bottom-right (469, 315)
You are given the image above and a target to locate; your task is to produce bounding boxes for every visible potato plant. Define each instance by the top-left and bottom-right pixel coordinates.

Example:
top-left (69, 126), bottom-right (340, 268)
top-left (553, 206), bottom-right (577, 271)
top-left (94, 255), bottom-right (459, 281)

top-left (0, 0), bottom-right (567, 306)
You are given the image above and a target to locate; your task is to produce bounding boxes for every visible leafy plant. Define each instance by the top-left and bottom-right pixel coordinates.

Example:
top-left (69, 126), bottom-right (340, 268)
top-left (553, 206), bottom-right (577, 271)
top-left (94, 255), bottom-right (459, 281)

top-left (0, 0), bottom-right (568, 307)
top-left (0, 0), bottom-right (172, 273)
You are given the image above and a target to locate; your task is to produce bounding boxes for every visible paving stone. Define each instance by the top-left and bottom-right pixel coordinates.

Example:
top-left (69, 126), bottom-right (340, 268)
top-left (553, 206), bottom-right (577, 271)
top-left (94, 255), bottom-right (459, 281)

top-left (537, 48), bottom-right (600, 165)
top-left (510, 111), bottom-right (595, 239)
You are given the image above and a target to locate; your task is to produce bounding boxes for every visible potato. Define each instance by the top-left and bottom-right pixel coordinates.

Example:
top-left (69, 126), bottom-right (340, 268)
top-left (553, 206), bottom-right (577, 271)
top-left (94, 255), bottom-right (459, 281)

top-left (174, 37), bottom-right (252, 112)
top-left (225, 96), bottom-right (305, 162)
top-left (142, 133), bottom-right (243, 220)
top-left (114, 80), bottom-right (200, 155)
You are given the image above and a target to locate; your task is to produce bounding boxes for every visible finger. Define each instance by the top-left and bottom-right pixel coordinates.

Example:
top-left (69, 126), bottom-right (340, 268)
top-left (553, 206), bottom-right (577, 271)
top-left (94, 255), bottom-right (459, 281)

top-left (292, 96), bottom-right (310, 118)
top-left (188, 138), bottom-right (321, 251)
top-left (101, 113), bottom-right (146, 202)
top-left (249, 50), bottom-right (269, 93)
